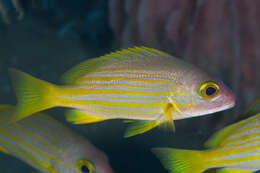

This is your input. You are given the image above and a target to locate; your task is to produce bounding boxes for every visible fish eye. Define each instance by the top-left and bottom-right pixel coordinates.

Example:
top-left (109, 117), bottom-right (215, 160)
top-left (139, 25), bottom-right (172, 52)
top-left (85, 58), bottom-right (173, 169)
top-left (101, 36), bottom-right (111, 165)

top-left (81, 165), bottom-right (90, 173)
top-left (198, 81), bottom-right (219, 99)
top-left (76, 159), bottom-right (95, 173)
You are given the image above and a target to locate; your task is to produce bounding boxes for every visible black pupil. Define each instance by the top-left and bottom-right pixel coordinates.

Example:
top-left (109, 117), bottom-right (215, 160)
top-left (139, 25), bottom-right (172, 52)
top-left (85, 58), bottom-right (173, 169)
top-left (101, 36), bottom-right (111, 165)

top-left (206, 87), bottom-right (216, 96)
top-left (81, 165), bottom-right (90, 173)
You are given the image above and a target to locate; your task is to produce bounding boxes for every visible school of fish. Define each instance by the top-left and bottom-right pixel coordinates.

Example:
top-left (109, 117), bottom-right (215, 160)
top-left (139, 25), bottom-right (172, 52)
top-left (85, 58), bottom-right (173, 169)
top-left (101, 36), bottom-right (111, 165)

top-left (3, 46), bottom-right (258, 173)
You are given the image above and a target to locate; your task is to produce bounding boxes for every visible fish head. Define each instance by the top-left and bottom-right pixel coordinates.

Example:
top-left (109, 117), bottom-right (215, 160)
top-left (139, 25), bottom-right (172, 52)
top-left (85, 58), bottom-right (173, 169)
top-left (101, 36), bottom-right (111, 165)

top-left (58, 137), bottom-right (114, 173)
top-left (178, 69), bottom-right (235, 117)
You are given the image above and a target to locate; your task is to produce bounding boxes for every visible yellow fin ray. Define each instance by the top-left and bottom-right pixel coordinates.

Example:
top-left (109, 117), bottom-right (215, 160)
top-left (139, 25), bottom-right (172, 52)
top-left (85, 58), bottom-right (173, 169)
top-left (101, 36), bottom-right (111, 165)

top-left (124, 120), bottom-right (160, 138)
top-left (65, 109), bottom-right (106, 124)
top-left (216, 168), bottom-right (254, 173)
top-left (162, 96), bottom-right (186, 132)
top-left (9, 69), bottom-right (58, 122)
top-left (60, 46), bottom-right (171, 84)
top-left (152, 148), bottom-right (207, 173)
top-left (164, 100), bottom-right (176, 132)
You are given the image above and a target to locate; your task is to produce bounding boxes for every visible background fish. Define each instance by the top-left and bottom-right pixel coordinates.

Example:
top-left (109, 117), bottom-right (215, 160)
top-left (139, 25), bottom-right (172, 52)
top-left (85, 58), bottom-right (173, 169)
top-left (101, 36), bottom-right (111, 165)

top-left (152, 113), bottom-right (260, 173)
top-left (0, 105), bottom-right (113, 173)
top-left (9, 47), bottom-right (235, 137)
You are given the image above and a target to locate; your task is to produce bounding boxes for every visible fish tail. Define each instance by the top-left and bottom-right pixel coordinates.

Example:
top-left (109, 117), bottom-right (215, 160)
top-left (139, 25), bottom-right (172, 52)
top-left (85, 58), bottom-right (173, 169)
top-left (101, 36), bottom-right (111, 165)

top-left (9, 68), bottom-right (58, 122)
top-left (152, 148), bottom-right (210, 173)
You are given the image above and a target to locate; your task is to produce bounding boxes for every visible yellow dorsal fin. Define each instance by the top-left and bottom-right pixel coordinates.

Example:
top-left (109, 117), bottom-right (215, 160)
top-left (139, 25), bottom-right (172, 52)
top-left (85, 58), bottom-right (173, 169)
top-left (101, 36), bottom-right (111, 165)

top-left (65, 109), bottom-right (106, 124)
top-left (60, 46), bottom-right (171, 84)
top-left (204, 114), bottom-right (260, 148)
top-left (216, 168), bottom-right (254, 173)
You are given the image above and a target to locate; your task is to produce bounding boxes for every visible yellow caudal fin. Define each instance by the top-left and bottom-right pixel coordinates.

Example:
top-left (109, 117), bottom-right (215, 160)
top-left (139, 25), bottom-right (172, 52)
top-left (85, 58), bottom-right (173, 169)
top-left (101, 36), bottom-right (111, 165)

top-left (216, 168), bottom-right (254, 173)
top-left (152, 148), bottom-right (208, 173)
top-left (65, 109), bottom-right (107, 124)
top-left (9, 69), bottom-right (58, 122)
top-left (124, 120), bottom-right (160, 137)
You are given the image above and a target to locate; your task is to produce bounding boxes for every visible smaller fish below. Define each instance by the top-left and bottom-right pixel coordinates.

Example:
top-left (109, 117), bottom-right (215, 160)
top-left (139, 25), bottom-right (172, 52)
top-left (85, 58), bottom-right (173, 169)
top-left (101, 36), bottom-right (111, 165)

top-left (152, 113), bottom-right (260, 173)
top-left (0, 105), bottom-right (114, 173)
top-left (9, 47), bottom-right (235, 137)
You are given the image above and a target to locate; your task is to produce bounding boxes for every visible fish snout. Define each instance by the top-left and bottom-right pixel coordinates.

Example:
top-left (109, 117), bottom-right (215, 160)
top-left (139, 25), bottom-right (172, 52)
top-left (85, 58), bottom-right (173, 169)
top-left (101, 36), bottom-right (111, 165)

top-left (219, 83), bottom-right (236, 109)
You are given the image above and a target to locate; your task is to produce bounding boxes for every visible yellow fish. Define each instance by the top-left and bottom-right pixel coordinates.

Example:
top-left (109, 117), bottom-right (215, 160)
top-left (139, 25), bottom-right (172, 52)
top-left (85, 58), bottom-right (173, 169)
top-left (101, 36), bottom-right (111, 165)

top-left (9, 47), bottom-right (235, 137)
top-left (152, 113), bottom-right (260, 173)
top-left (0, 105), bottom-right (113, 173)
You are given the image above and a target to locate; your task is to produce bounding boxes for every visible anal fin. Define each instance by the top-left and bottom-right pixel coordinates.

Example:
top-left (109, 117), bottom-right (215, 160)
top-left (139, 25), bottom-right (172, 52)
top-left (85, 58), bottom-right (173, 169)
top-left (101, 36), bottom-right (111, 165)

top-left (124, 120), bottom-right (160, 137)
top-left (216, 168), bottom-right (254, 173)
top-left (65, 109), bottom-right (106, 124)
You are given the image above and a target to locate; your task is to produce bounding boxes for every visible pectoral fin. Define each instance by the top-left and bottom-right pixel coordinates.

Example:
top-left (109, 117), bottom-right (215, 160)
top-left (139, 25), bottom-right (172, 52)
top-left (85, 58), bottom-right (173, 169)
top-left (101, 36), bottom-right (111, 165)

top-left (65, 109), bottom-right (106, 124)
top-left (216, 168), bottom-right (254, 173)
top-left (124, 120), bottom-right (160, 137)
top-left (163, 100), bottom-right (176, 132)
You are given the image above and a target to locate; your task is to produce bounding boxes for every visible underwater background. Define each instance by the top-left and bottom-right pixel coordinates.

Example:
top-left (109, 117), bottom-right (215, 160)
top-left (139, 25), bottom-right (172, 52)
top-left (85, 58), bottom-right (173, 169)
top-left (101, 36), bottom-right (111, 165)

top-left (0, 0), bottom-right (259, 172)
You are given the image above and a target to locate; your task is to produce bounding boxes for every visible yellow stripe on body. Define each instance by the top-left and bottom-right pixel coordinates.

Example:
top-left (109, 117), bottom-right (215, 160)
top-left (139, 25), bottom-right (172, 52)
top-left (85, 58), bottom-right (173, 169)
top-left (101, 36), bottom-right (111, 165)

top-left (214, 143), bottom-right (260, 160)
top-left (0, 117), bottom-right (57, 160)
top-left (223, 138), bottom-right (260, 149)
top-left (92, 67), bottom-right (180, 75)
top-left (74, 76), bottom-right (183, 88)
top-left (77, 82), bottom-right (177, 90)
top-left (222, 129), bottom-right (260, 146)
top-left (0, 136), bottom-right (58, 172)
top-left (22, 118), bottom-right (61, 146)
top-left (57, 97), bottom-right (195, 109)
top-left (228, 124), bottom-right (260, 139)
top-left (0, 112), bottom-right (60, 155)
top-left (0, 116), bottom-right (67, 170)
top-left (89, 71), bottom-right (180, 80)
top-left (0, 127), bottom-right (54, 163)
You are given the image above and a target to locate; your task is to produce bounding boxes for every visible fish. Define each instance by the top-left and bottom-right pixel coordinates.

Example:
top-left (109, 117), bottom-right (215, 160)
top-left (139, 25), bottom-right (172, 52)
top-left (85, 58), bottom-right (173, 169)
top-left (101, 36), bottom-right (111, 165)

top-left (0, 105), bottom-right (113, 173)
top-left (9, 46), bottom-right (235, 137)
top-left (152, 113), bottom-right (260, 173)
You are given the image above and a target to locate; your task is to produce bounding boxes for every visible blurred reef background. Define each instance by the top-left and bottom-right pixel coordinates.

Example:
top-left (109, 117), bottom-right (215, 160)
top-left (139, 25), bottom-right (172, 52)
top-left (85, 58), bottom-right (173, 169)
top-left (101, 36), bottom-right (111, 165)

top-left (0, 0), bottom-right (259, 172)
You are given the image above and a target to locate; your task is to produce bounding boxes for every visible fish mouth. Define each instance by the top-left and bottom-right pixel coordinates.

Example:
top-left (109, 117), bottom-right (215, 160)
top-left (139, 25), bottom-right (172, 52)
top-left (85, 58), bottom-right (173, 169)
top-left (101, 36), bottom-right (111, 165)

top-left (187, 101), bottom-right (236, 118)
